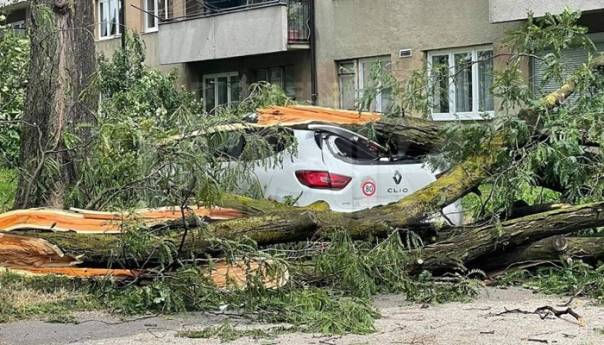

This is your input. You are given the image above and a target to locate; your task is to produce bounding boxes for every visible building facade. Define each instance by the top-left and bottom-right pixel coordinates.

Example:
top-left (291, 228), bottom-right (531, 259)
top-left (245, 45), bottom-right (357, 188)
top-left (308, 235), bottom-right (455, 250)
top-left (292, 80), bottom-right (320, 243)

top-left (2, 0), bottom-right (604, 117)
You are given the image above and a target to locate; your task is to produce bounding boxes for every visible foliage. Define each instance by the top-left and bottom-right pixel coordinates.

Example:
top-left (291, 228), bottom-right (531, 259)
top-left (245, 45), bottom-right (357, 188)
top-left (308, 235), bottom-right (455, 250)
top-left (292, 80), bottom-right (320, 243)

top-left (0, 20), bottom-right (28, 167)
top-left (308, 231), bottom-right (482, 302)
top-left (354, 10), bottom-right (604, 221)
top-left (496, 261), bottom-right (604, 304)
top-left (461, 183), bottom-right (560, 221)
top-left (178, 320), bottom-right (294, 342)
top-left (0, 168), bottom-right (16, 212)
top-left (70, 33), bottom-right (295, 210)
top-left (313, 232), bottom-right (412, 297)
top-left (0, 231), bottom-right (483, 335)
top-left (427, 9), bottom-right (604, 220)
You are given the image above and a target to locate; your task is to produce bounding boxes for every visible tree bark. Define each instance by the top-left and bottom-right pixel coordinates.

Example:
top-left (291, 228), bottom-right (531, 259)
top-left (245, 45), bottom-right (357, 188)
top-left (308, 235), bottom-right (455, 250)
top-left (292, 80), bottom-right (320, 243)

top-left (8, 201), bottom-right (602, 270)
top-left (415, 202), bottom-right (604, 272)
top-left (346, 115), bottom-right (443, 156)
top-left (14, 0), bottom-right (97, 209)
top-left (481, 236), bottom-right (604, 270)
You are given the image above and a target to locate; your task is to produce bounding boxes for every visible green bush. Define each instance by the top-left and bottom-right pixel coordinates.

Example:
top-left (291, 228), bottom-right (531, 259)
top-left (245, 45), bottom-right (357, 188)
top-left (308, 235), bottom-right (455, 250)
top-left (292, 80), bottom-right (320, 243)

top-left (0, 21), bottom-right (28, 167)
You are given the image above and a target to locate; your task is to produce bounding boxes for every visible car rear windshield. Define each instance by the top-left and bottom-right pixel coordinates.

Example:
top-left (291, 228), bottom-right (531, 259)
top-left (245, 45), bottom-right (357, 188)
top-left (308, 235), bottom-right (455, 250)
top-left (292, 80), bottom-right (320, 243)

top-left (327, 135), bottom-right (380, 161)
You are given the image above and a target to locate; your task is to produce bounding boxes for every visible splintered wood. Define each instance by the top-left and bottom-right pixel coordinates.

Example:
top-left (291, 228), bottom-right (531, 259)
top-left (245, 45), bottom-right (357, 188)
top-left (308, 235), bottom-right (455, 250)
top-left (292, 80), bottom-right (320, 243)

top-left (0, 206), bottom-right (241, 233)
top-left (0, 206), bottom-right (287, 288)
top-left (0, 233), bottom-right (80, 268)
top-left (255, 105), bottom-right (381, 126)
top-left (0, 259), bottom-right (287, 289)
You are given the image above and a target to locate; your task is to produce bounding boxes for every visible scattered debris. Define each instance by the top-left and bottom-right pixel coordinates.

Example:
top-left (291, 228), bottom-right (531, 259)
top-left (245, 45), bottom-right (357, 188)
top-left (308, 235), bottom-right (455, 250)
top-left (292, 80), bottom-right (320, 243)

top-left (495, 306), bottom-right (585, 326)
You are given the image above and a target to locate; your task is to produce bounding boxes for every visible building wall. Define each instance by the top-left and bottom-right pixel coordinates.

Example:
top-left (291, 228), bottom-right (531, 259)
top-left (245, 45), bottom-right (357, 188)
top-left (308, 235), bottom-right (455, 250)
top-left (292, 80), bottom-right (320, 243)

top-left (489, 0), bottom-right (604, 23)
top-left (93, 0), bottom-right (187, 83)
top-left (314, 0), bottom-right (523, 109)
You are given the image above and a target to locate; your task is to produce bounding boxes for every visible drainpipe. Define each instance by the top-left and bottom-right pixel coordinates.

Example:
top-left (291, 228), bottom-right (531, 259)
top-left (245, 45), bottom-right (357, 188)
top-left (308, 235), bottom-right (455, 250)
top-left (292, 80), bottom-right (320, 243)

top-left (121, 0), bottom-right (126, 48)
top-left (309, 0), bottom-right (317, 105)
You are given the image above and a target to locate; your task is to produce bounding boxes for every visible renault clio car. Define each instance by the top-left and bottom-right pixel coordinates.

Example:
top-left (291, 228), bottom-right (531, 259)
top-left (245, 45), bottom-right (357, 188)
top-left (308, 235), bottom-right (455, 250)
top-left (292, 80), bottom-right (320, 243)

top-left (218, 124), bottom-right (463, 226)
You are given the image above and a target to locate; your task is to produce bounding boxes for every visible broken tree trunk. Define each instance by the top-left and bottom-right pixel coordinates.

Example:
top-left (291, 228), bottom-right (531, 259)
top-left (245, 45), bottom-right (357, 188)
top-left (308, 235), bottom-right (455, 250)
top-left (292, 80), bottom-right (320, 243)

top-left (168, 105), bottom-right (444, 156)
top-left (256, 106), bottom-right (444, 155)
top-left (415, 202), bottom-right (604, 271)
top-left (8, 201), bottom-right (603, 270)
top-left (0, 206), bottom-right (242, 233)
top-left (481, 236), bottom-right (604, 270)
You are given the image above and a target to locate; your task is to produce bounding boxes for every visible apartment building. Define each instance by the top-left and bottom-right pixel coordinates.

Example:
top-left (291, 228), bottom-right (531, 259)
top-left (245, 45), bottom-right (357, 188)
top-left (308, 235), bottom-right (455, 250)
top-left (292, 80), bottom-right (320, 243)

top-left (491, 0), bottom-right (604, 96)
top-left (2, 0), bottom-right (604, 118)
top-left (1, 0), bottom-right (313, 110)
top-left (155, 0), bottom-right (314, 109)
top-left (315, 0), bottom-right (604, 119)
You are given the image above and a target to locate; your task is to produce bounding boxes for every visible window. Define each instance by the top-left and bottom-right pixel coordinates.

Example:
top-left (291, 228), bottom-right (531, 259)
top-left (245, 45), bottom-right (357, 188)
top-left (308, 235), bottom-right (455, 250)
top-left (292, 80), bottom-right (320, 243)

top-left (203, 72), bottom-right (241, 112)
top-left (256, 67), bottom-right (296, 98)
top-left (98, 0), bottom-right (121, 39)
top-left (337, 56), bottom-right (392, 113)
top-left (8, 20), bottom-right (26, 33)
top-left (328, 136), bottom-right (378, 161)
top-left (427, 46), bottom-right (494, 120)
top-left (144, 0), bottom-right (173, 32)
top-left (144, 0), bottom-right (158, 32)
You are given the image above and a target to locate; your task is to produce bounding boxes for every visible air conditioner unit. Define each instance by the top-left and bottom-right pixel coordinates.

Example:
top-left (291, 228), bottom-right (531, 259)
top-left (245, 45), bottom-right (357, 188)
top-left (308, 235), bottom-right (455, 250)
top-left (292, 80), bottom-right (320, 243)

top-left (399, 49), bottom-right (412, 58)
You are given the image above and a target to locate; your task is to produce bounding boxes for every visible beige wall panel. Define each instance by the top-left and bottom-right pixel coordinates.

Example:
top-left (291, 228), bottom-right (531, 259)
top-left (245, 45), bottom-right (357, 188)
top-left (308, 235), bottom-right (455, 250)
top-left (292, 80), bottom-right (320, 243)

top-left (314, 0), bottom-right (524, 109)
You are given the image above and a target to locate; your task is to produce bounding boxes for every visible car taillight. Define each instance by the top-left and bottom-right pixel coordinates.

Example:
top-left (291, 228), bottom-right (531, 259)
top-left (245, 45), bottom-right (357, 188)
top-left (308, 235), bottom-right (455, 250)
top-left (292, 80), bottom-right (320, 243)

top-left (295, 170), bottom-right (351, 190)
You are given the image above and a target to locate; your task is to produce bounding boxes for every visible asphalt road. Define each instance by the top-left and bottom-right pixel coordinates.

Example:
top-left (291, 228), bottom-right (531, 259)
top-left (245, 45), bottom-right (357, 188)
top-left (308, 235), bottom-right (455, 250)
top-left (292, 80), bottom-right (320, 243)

top-left (1, 287), bottom-right (604, 345)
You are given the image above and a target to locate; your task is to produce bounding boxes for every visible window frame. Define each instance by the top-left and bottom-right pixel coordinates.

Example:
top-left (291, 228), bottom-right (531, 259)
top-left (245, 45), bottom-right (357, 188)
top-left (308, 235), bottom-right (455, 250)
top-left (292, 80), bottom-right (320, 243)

top-left (337, 56), bottom-right (391, 113)
top-left (97, 0), bottom-right (121, 40)
top-left (144, 0), bottom-right (159, 33)
top-left (427, 45), bottom-right (494, 121)
top-left (202, 72), bottom-right (241, 112)
top-left (144, 0), bottom-right (172, 32)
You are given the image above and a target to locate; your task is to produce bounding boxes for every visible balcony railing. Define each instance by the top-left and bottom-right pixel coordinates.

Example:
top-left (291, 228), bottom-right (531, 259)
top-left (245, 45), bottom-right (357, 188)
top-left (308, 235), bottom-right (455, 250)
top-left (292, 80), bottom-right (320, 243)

top-left (287, 0), bottom-right (310, 43)
top-left (162, 0), bottom-right (311, 44)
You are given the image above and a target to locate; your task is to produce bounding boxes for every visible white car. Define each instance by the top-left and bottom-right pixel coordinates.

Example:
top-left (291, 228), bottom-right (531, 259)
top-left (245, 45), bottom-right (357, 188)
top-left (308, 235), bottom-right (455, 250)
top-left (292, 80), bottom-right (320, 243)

top-left (218, 124), bottom-right (462, 226)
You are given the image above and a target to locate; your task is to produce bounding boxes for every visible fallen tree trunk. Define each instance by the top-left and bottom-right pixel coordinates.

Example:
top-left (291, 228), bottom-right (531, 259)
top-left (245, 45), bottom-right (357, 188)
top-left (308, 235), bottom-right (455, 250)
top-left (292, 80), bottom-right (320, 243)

top-left (0, 233), bottom-right (80, 267)
top-left (481, 236), bottom-right (604, 270)
top-left (1, 259), bottom-right (288, 289)
top-left (257, 105), bottom-right (444, 155)
top-left (9, 201), bottom-right (602, 271)
top-left (416, 202), bottom-right (604, 271)
top-left (0, 206), bottom-right (242, 233)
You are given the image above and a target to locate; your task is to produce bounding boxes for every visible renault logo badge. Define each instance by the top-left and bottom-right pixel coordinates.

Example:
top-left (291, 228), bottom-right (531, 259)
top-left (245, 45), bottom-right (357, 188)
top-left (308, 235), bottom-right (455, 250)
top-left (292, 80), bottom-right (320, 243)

top-left (393, 171), bottom-right (402, 185)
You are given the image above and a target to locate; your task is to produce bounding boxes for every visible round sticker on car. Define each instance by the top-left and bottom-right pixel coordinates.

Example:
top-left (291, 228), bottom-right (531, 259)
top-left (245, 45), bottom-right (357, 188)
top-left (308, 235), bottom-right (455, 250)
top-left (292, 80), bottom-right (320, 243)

top-left (361, 180), bottom-right (376, 197)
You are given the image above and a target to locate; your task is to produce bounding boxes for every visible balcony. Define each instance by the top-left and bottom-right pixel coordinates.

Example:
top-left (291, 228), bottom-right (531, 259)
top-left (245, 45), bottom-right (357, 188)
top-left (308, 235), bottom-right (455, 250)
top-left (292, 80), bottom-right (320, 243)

top-left (159, 0), bottom-right (311, 65)
top-left (489, 0), bottom-right (604, 23)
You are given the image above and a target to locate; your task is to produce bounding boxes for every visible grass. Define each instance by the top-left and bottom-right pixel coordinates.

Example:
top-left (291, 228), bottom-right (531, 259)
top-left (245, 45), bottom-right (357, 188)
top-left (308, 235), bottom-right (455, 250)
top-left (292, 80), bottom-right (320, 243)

top-left (0, 273), bottom-right (101, 323)
top-left (0, 168), bottom-right (16, 212)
